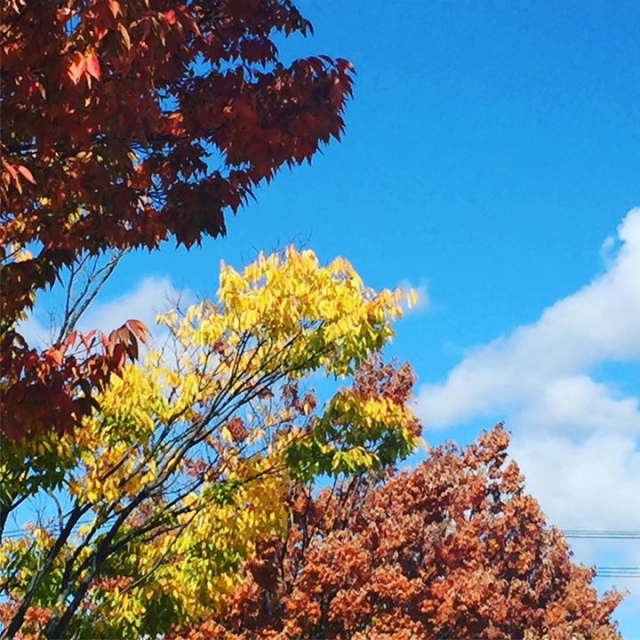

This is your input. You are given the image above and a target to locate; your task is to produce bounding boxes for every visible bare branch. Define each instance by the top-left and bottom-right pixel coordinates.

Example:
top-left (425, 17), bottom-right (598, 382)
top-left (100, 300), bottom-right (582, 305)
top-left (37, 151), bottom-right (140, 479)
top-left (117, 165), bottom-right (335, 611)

top-left (56, 249), bottom-right (127, 343)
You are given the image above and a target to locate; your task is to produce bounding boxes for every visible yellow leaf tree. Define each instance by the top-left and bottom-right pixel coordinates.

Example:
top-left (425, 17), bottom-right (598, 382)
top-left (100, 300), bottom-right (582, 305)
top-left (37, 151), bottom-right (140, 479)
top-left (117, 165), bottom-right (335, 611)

top-left (0, 247), bottom-right (420, 640)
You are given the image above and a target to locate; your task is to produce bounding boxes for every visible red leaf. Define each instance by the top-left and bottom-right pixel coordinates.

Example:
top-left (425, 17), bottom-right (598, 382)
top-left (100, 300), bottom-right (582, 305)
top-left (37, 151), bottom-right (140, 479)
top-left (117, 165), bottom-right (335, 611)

top-left (67, 52), bottom-right (86, 85)
top-left (17, 165), bottom-right (36, 185)
top-left (85, 52), bottom-right (101, 81)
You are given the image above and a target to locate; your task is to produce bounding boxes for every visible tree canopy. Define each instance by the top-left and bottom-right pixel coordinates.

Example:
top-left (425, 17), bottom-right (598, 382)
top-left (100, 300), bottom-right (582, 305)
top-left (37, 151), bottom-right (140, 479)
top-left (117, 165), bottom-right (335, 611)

top-left (0, 247), bottom-right (418, 639)
top-left (172, 425), bottom-right (624, 640)
top-left (0, 4), bottom-right (625, 640)
top-left (1, 0), bottom-right (354, 439)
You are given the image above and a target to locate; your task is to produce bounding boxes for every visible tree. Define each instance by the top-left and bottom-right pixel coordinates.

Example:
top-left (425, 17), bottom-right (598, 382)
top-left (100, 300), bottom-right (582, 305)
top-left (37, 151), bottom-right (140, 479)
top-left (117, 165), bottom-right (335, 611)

top-left (0, 248), bottom-right (419, 639)
top-left (173, 425), bottom-right (624, 640)
top-left (1, 0), bottom-right (354, 439)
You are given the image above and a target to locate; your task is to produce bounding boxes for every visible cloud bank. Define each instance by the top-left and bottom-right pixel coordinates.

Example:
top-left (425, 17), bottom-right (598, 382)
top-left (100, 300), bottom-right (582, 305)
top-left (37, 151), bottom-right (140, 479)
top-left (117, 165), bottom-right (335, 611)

top-left (418, 208), bottom-right (640, 432)
top-left (417, 207), bottom-right (640, 532)
top-left (416, 208), bottom-right (640, 625)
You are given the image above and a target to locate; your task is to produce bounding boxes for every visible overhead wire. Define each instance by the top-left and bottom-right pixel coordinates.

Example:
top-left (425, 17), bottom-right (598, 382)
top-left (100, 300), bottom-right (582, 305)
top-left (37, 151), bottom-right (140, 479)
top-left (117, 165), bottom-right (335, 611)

top-left (564, 530), bottom-right (640, 540)
top-left (2, 526), bottom-right (640, 577)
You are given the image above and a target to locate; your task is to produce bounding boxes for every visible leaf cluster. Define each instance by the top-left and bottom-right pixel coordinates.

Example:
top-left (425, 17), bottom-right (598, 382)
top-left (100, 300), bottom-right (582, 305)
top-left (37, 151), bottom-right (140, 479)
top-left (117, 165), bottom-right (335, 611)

top-left (1, 0), bottom-right (354, 439)
top-left (174, 426), bottom-right (624, 640)
top-left (0, 248), bottom-right (418, 639)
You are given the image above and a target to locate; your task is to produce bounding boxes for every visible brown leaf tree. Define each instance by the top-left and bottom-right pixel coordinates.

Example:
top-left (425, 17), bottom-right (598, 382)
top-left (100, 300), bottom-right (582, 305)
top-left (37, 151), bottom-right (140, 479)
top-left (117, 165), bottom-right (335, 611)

top-left (172, 424), bottom-right (623, 640)
top-left (1, 0), bottom-right (354, 439)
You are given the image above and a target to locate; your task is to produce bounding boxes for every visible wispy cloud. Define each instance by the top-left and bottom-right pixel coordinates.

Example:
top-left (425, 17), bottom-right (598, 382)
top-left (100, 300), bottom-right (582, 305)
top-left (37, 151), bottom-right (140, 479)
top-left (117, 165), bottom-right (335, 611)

top-left (78, 276), bottom-right (193, 340)
top-left (17, 276), bottom-right (194, 348)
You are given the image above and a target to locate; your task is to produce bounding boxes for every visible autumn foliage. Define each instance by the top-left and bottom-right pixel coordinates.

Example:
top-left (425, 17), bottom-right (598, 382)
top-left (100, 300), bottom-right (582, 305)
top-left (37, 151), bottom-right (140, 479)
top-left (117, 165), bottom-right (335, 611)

top-left (1, 0), bottom-right (354, 438)
top-left (1, 5), bottom-right (624, 640)
top-left (173, 425), bottom-right (623, 640)
top-left (0, 248), bottom-right (418, 639)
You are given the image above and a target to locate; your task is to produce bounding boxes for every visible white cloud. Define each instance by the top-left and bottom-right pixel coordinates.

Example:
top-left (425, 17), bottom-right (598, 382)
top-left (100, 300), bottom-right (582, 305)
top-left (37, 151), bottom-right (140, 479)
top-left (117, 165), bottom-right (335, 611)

top-left (510, 433), bottom-right (640, 530)
top-left (78, 276), bottom-right (192, 340)
top-left (417, 207), bottom-right (640, 429)
top-left (513, 376), bottom-right (640, 436)
top-left (415, 208), bottom-right (640, 605)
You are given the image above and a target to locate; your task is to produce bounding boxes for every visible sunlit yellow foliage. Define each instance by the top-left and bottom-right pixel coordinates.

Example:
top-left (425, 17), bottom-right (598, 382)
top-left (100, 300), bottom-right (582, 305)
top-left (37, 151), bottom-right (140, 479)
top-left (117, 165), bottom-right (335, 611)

top-left (94, 459), bottom-right (289, 630)
top-left (2, 247), bottom-right (419, 639)
top-left (159, 246), bottom-right (407, 377)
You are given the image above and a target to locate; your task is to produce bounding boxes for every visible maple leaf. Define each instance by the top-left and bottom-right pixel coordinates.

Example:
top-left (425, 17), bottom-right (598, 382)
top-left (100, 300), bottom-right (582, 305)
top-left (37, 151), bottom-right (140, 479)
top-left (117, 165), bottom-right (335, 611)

top-left (1, 0), bottom-right (354, 441)
top-left (85, 52), bottom-right (101, 81)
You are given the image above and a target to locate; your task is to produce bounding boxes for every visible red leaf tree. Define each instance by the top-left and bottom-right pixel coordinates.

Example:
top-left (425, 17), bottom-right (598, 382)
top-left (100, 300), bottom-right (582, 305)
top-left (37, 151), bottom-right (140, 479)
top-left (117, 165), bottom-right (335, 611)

top-left (1, 0), bottom-right (354, 439)
top-left (172, 425), bottom-right (623, 640)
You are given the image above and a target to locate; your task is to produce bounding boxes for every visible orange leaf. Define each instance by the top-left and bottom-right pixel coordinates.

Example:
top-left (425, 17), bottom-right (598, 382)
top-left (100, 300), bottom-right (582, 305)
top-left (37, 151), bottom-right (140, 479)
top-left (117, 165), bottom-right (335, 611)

top-left (85, 52), bottom-right (101, 81)
top-left (118, 23), bottom-right (131, 50)
top-left (108, 0), bottom-right (121, 18)
top-left (17, 165), bottom-right (36, 185)
top-left (126, 319), bottom-right (150, 345)
top-left (45, 348), bottom-right (63, 367)
top-left (67, 52), bottom-right (86, 85)
top-left (2, 158), bottom-right (18, 181)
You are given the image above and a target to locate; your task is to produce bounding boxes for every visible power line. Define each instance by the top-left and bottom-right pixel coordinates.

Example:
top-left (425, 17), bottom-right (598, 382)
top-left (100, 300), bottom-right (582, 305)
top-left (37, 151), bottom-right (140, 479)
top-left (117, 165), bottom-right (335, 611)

top-left (564, 530), bottom-right (640, 540)
top-left (595, 567), bottom-right (640, 578)
top-left (3, 528), bottom-right (640, 578)
top-left (3, 525), bottom-right (640, 539)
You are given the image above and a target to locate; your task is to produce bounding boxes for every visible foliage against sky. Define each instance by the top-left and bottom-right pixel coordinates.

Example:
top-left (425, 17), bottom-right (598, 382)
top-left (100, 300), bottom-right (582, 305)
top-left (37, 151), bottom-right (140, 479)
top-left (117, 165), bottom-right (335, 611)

top-left (1, 0), bottom-right (353, 439)
top-left (0, 248), bottom-right (418, 639)
top-left (104, 2), bottom-right (638, 631)
top-left (2, 0), bottom-right (639, 636)
top-left (171, 426), bottom-right (623, 640)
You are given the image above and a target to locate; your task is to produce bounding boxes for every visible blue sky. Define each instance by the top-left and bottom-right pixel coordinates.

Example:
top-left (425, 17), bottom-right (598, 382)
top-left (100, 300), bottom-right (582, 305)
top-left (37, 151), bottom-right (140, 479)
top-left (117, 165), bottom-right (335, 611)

top-left (24, 0), bottom-right (640, 635)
